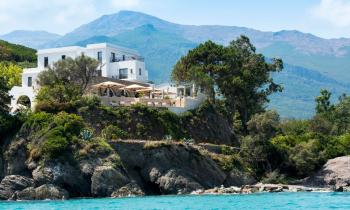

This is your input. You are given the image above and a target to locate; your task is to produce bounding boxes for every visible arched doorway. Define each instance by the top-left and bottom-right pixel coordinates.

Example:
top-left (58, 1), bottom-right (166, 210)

top-left (17, 95), bottom-right (31, 108)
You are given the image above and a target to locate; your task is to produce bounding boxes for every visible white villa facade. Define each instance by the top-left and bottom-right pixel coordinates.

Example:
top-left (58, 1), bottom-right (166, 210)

top-left (10, 43), bottom-right (149, 110)
top-left (9, 43), bottom-right (205, 114)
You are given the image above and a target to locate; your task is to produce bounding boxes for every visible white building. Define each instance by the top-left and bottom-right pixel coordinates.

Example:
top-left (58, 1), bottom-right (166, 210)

top-left (9, 43), bottom-right (149, 111)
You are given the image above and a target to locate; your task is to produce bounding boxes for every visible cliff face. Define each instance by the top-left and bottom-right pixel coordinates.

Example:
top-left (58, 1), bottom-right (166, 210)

top-left (78, 104), bottom-right (236, 145)
top-left (112, 141), bottom-right (226, 194)
top-left (0, 136), bottom-right (253, 200)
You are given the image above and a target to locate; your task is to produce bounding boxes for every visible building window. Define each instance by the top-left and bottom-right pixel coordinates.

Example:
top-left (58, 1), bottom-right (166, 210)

top-left (111, 52), bottom-right (116, 62)
top-left (62, 55), bottom-right (66, 60)
top-left (97, 70), bottom-right (102, 77)
top-left (122, 55), bottom-right (125, 61)
top-left (44, 57), bottom-right (49, 67)
top-left (27, 77), bottom-right (32, 87)
top-left (139, 68), bottom-right (142, 75)
top-left (130, 69), bottom-right (133, 74)
top-left (97, 51), bottom-right (103, 62)
top-left (119, 68), bottom-right (128, 79)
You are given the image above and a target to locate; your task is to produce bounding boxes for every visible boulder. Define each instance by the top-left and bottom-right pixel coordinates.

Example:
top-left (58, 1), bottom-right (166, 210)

top-left (305, 156), bottom-right (350, 191)
top-left (13, 187), bottom-right (36, 200)
top-left (34, 184), bottom-right (69, 200)
top-left (111, 182), bottom-right (145, 198)
top-left (15, 184), bottom-right (69, 200)
top-left (154, 169), bottom-right (204, 194)
top-left (91, 166), bottom-right (130, 197)
top-left (0, 175), bottom-right (34, 200)
top-left (32, 162), bottom-right (90, 196)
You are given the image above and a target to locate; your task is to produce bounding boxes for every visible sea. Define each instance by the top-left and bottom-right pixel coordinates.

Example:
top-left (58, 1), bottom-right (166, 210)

top-left (0, 192), bottom-right (349, 210)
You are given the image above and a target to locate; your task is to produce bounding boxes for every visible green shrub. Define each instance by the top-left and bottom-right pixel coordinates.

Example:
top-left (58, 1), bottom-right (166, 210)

top-left (41, 127), bottom-right (69, 159)
top-left (23, 112), bottom-right (53, 132)
top-left (289, 139), bottom-right (325, 176)
top-left (73, 95), bottom-right (101, 109)
top-left (101, 125), bottom-right (128, 140)
top-left (35, 101), bottom-right (76, 113)
top-left (52, 112), bottom-right (84, 137)
top-left (78, 137), bottom-right (113, 157)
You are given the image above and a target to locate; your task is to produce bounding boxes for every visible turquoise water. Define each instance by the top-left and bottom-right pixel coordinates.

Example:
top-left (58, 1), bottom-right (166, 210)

top-left (0, 193), bottom-right (349, 210)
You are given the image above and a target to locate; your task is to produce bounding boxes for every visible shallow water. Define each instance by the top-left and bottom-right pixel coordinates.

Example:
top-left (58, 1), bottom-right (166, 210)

top-left (0, 192), bottom-right (349, 210)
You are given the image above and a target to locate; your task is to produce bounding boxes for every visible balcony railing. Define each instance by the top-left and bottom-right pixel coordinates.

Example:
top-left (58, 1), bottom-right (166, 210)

top-left (110, 56), bottom-right (144, 63)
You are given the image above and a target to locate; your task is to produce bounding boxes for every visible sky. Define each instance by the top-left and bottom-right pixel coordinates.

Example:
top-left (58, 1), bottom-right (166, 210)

top-left (0, 0), bottom-right (350, 38)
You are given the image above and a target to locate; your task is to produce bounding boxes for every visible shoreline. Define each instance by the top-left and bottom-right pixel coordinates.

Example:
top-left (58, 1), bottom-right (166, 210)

top-left (191, 183), bottom-right (333, 195)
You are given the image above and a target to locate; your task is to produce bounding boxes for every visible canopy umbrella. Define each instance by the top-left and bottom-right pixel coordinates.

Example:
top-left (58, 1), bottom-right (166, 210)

top-left (92, 81), bottom-right (126, 89)
top-left (125, 84), bottom-right (148, 91)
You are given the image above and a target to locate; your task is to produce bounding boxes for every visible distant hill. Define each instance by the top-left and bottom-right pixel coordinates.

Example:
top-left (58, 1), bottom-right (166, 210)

top-left (0, 39), bottom-right (37, 64)
top-left (0, 30), bottom-right (61, 49)
top-left (269, 64), bottom-right (350, 118)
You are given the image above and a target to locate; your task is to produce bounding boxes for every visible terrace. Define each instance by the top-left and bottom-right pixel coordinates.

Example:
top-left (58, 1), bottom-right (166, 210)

top-left (90, 81), bottom-right (205, 112)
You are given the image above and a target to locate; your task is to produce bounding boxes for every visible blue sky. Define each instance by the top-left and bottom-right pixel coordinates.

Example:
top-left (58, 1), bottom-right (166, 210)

top-left (0, 0), bottom-right (350, 38)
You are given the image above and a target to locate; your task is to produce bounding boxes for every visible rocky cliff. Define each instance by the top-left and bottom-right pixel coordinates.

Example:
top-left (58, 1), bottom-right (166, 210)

top-left (0, 136), bottom-right (253, 200)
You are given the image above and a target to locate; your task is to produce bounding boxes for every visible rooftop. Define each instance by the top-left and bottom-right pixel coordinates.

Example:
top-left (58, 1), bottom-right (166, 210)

top-left (37, 43), bottom-right (140, 56)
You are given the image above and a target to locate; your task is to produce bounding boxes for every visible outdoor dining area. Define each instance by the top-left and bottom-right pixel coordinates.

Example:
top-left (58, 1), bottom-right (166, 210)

top-left (91, 81), bottom-right (182, 108)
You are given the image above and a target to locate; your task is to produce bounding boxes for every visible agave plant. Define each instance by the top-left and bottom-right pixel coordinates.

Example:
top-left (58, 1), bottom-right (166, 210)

top-left (80, 129), bottom-right (93, 141)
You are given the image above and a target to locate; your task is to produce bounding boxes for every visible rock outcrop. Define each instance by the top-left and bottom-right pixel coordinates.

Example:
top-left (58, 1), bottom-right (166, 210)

top-left (0, 138), bottom-right (256, 200)
top-left (112, 141), bottom-right (227, 195)
top-left (111, 182), bottom-right (145, 198)
top-left (15, 184), bottom-right (69, 200)
top-left (0, 175), bottom-right (35, 200)
top-left (32, 162), bottom-right (90, 196)
top-left (224, 168), bottom-right (256, 187)
top-left (91, 165), bottom-right (130, 197)
top-left (304, 156), bottom-right (350, 191)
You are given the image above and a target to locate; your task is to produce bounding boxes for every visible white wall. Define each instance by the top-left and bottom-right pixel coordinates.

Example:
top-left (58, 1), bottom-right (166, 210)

top-left (110, 60), bottom-right (147, 81)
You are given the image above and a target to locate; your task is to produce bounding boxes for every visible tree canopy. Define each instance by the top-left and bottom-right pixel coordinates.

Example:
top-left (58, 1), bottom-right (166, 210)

top-left (38, 54), bottom-right (100, 93)
top-left (0, 62), bottom-right (23, 88)
top-left (172, 36), bottom-right (283, 132)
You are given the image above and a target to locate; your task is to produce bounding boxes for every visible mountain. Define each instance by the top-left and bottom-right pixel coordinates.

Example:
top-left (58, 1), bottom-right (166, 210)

top-left (0, 39), bottom-right (36, 63)
top-left (269, 64), bottom-right (350, 118)
top-left (0, 30), bottom-right (61, 49)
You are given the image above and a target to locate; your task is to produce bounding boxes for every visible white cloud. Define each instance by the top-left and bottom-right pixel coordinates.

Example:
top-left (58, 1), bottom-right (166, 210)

top-left (311, 0), bottom-right (350, 27)
top-left (0, 0), bottom-right (141, 35)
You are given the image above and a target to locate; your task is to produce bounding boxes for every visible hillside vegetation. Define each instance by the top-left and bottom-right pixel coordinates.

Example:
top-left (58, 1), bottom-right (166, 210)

top-left (0, 40), bottom-right (36, 63)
